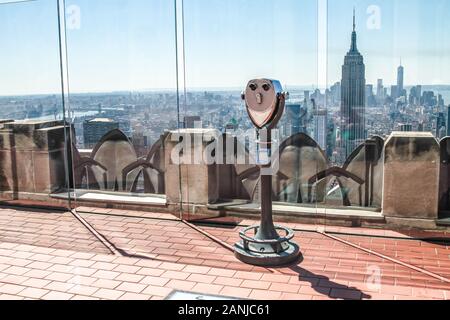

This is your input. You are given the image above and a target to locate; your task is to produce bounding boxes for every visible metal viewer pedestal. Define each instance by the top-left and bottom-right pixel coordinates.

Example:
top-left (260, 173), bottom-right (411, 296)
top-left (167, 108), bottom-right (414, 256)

top-left (234, 130), bottom-right (300, 267)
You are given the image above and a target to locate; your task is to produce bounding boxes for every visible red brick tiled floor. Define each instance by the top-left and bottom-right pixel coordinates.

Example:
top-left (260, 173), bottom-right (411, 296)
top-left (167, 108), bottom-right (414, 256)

top-left (335, 234), bottom-right (450, 279)
top-left (0, 207), bottom-right (449, 300)
top-left (0, 207), bottom-right (110, 255)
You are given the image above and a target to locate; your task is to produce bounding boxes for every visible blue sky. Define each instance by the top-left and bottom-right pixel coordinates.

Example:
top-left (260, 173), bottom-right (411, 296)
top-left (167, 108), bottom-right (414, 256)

top-left (0, 0), bottom-right (449, 95)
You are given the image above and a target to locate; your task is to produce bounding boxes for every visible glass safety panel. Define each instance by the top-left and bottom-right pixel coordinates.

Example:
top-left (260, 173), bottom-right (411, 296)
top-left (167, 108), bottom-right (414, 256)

top-left (0, 0), bottom-right (71, 210)
top-left (324, 0), bottom-right (450, 230)
top-left (180, 0), bottom-right (323, 224)
top-left (62, 0), bottom-right (181, 213)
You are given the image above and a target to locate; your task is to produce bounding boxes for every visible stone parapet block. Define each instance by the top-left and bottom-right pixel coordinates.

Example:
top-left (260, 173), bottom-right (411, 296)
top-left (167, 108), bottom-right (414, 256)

top-left (382, 132), bottom-right (440, 220)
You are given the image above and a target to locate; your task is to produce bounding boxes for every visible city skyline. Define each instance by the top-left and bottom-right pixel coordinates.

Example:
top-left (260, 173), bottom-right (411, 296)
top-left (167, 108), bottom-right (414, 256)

top-left (1, 0), bottom-right (450, 96)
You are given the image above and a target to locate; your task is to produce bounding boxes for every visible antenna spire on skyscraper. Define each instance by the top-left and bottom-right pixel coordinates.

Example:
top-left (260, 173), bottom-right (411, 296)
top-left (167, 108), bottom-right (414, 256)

top-left (353, 7), bottom-right (356, 31)
top-left (350, 8), bottom-right (358, 53)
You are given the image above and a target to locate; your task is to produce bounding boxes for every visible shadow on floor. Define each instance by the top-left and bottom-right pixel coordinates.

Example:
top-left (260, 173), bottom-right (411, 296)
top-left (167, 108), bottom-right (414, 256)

top-left (271, 254), bottom-right (372, 300)
top-left (288, 264), bottom-right (371, 300)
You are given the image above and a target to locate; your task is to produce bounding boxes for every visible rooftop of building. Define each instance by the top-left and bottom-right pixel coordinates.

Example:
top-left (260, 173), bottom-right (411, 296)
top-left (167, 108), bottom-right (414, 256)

top-left (0, 206), bottom-right (448, 300)
top-left (85, 118), bottom-right (117, 123)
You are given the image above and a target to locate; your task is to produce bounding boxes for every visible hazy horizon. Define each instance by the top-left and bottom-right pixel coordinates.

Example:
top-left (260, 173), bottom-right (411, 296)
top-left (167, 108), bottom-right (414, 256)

top-left (3, 80), bottom-right (450, 98)
top-left (2, 84), bottom-right (450, 101)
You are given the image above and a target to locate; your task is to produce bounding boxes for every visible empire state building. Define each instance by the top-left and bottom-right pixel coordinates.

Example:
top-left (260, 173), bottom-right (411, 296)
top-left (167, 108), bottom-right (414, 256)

top-left (340, 11), bottom-right (366, 162)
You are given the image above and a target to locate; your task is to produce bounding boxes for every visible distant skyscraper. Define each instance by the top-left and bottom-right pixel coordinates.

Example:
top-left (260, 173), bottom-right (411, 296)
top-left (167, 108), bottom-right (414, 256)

top-left (423, 91), bottom-right (436, 107)
top-left (285, 104), bottom-right (300, 136)
top-left (409, 86), bottom-right (417, 105)
top-left (326, 121), bottom-right (336, 159)
top-left (330, 82), bottom-right (341, 105)
top-left (83, 118), bottom-right (119, 148)
top-left (416, 85), bottom-right (422, 99)
top-left (365, 84), bottom-right (375, 107)
top-left (436, 112), bottom-right (446, 139)
top-left (340, 10), bottom-right (366, 162)
top-left (376, 79), bottom-right (384, 103)
top-left (303, 91), bottom-right (310, 108)
top-left (131, 123), bottom-right (150, 157)
top-left (438, 94), bottom-right (445, 107)
top-left (397, 62), bottom-right (405, 98)
top-left (285, 104), bottom-right (307, 137)
top-left (409, 85), bottom-right (422, 106)
top-left (391, 85), bottom-right (398, 99)
top-left (376, 79), bottom-right (383, 94)
top-left (314, 109), bottom-right (327, 150)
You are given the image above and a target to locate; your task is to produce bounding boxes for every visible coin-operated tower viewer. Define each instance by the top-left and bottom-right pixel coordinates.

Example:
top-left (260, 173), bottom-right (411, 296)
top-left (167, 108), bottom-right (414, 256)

top-left (234, 79), bottom-right (301, 266)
